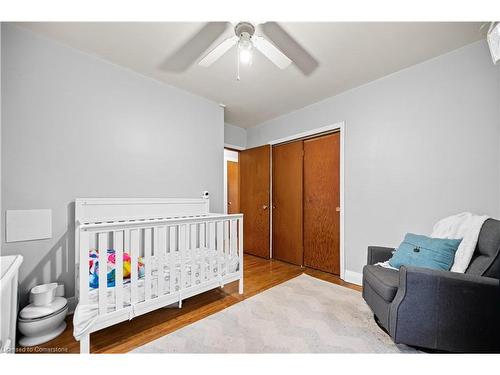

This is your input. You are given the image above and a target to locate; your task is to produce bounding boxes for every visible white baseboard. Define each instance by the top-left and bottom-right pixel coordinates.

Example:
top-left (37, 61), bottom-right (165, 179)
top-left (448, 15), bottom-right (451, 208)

top-left (344, 270), bottom-right (363, 286)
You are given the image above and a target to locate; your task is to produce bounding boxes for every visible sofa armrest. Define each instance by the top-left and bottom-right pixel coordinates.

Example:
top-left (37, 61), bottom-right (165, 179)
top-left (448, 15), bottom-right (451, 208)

top-left (390, 266), bottom-right (500, 352)
top-left (367, 246), bottom-right (394, 265)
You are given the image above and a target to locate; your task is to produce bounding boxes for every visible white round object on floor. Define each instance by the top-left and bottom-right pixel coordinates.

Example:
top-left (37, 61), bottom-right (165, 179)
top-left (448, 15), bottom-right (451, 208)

top-left (18, 303), bottom-right (68, 347)
top-left (19, 297), bottom-right (67, 320)
top-left (18, 321), bottom-right (67, 347)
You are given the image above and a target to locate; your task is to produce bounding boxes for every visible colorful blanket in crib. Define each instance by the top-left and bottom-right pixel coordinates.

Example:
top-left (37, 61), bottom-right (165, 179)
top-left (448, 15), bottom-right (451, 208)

top-left (89, 249), bottom-right (145, 289)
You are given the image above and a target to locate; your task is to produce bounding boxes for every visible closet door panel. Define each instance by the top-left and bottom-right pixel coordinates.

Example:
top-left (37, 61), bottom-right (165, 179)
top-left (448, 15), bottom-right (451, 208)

top-left (272, 141), bottom-right (303, 265)
top-left (303, 133), bottom-right (340, 275)
top-left (240, 145), bottom-right (271, 259)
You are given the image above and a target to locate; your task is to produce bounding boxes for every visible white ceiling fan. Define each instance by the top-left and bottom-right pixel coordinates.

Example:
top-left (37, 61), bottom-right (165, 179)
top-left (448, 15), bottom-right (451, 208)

top-left (161, 22), bottom-right (319, 77)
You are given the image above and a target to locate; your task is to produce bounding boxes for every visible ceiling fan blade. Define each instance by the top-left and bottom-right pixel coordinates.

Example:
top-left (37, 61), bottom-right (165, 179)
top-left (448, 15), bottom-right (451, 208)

top-left (253, 36), bottom-right (292, 69)
top-left (160, 22), bottom-right (230, 72)
top-left (260, 22), bottom-right (318, 76)
top-left (198, 36), bottom-right (238, 67)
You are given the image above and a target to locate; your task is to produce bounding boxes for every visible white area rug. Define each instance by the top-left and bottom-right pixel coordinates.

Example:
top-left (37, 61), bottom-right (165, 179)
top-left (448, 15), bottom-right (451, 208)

top-left (132, 274), bottom-right (418, 353)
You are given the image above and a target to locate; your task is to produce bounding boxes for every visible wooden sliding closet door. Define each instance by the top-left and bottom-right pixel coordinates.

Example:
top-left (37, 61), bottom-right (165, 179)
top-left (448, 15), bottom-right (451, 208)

top-left (272, 141), bottom-right (303, 265)
top-left (240, 145), bottom-right (271, 259)
top-left (303, 133), bottom-right (340, 275)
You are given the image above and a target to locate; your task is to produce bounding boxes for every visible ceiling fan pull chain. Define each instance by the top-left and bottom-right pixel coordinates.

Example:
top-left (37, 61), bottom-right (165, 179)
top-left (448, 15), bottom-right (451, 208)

top-left (237, 51), bottom-right (241, 81)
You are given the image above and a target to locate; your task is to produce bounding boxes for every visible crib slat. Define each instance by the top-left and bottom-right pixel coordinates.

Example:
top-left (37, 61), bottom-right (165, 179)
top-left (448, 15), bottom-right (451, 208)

top-left (98, 232), bottom-right (108, 315)
top-left (206, 222), bottom-right (212, 279)
top-left (200, 222), bottom-right (206, 248)
top-left (169, 226), bottom-right (175, 295)
top-left (224, 220), bottom-right (230, 275)
top-left (180, 224), bottom-right (187, 291)
top-left (217, 221), bottom-right (223, 280)
top-left (156, 226), bottom-right (164, 298)
top-left (230, 219), bottom-right (237, 271)
top-left (130, 229), bottom-right (139, 305)
top-left (209, 222), bottom-right (216, 279)
top-left (144, 228), bottom-right (152, 301)
top-left (166, 226), bottom-right (171, 294)
top-left (190, 223), bottom-right (197, 250)
top-left (114, 231), bottom-right (124, 310)
top-left (238, 217), bottom-right (244, 277)
top-left (196, 223), bottom-right (201, 284)
top-left (79, 230), bottom-right (90, 304)
top-left (189, 224), bottom-right (196, 287)
top-left (200, 223), bottom-right (206, 283)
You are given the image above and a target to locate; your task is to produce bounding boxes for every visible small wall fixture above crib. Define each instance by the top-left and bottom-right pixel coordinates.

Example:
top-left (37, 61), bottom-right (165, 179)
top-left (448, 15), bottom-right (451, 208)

top-left (74, 197), bottom-right (244, 353)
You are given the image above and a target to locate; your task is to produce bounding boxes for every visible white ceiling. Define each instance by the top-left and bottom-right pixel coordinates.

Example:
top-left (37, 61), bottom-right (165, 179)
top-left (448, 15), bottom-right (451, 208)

top-left (17, 22), bottom-right (486, 128)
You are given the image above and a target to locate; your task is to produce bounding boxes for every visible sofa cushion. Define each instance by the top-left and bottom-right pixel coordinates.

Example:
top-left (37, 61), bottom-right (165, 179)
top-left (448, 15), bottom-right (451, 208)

top-left (466, 218), bottom-right (500, 278)
top-left (363, 265), bottom-right (400, 302)
top-left (362, 281), bottom-right (392, 331)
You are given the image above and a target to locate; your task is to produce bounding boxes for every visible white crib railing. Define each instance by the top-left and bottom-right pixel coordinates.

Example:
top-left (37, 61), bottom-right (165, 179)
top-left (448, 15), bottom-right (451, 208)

top-left (76, 212), bottom-right (243, 353)
top-left (1, 255), bottom-right (23, 353)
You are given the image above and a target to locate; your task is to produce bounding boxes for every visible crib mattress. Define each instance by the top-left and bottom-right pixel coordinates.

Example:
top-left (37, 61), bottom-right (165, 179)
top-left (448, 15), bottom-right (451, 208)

top-left (87, 251), bottom-right (239, 305)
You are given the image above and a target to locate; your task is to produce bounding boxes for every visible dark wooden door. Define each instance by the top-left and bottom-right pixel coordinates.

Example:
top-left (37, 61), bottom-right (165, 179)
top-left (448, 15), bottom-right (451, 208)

top-left (303, 133), bottom-right (340, 275)
top-left (227, 161), bottom-right (240, 214)
top-left (240, 145), bottom-right (271, 259)
top-left (272, 141), bottom-right (303, 265)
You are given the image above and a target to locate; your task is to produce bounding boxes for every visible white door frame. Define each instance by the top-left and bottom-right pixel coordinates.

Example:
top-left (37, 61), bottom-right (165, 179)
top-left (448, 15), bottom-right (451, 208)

top-left (223, 149), bottom-right (239, 214)
top-left (268, 121), bottom-right (346, 281)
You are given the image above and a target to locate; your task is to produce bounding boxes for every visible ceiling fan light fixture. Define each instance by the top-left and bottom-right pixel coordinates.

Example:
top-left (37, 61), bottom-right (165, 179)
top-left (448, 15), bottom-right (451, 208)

top-left (238, 34), bottom-right (253, 65)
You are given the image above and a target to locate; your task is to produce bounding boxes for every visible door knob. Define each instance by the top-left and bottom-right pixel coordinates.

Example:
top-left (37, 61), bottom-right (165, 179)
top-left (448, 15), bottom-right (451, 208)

top-left (228, 202), bottom-right (232, 205)
top-left (262, 205), bottom-right (268, 210)
top-left (336, 207), bottom-right (341, 212)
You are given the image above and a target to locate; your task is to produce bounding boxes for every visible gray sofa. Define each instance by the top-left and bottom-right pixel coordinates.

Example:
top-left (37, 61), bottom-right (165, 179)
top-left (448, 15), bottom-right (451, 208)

top-left (362, 218), bottom-right (500, 353)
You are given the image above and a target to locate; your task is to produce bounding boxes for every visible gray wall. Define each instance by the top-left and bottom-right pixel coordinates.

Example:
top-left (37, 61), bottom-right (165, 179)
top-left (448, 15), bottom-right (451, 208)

top-left (224, 122), bottom-right (247, 149)
top-left (248, 40), bottom-right (500, 277)
top-left (0, 24), bottom-right (2, 261)
top-left (1, 25), bottom-right (224, 304)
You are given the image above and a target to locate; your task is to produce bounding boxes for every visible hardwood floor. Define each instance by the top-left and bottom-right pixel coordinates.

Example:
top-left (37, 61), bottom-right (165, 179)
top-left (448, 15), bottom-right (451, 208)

top-left (25, 255), bottom-right (361, 354)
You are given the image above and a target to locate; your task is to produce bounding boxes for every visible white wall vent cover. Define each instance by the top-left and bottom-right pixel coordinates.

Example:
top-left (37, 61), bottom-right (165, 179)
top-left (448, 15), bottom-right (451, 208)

top-left (6, 209), bottom-right (52, 242)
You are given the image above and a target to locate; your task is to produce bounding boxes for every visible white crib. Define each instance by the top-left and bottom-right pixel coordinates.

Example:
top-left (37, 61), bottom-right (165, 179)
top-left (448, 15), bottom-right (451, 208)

top-left (74, 198), bottom-right (243, 353)
top-left (1, 255), bottom-right (23, 353)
